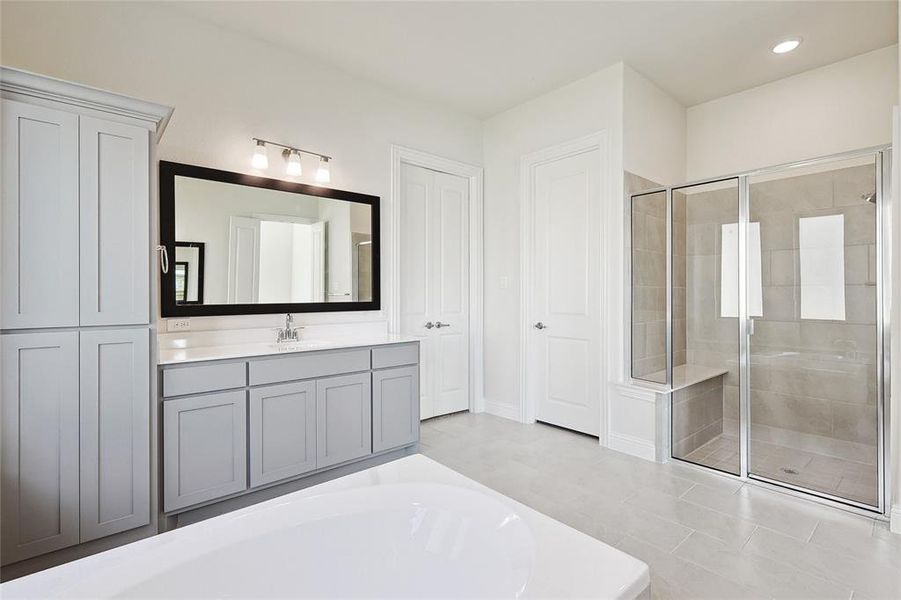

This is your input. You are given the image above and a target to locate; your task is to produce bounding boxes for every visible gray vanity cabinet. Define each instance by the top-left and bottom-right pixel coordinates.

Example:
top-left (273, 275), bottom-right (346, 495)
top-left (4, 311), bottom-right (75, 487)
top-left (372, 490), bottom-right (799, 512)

top-left (0, 100), bottom-right (79, 330)
top-left (79, 328), bottom-right (150, 541)
top-left (316, 372), bottom-right (373, 469)
top-left (0, 332), bottom-right (80, 564)
top-left (163, 391), bottom-right (248, 512)
top-left (78, 117), bottom-right (150, 326)
top-left (249, 381), bottom-right (317, 487)
top-left (372, 366), bottom-right (420, 452)
top-left (0, 69), bottom-right (170, 567)
top-left (161, 343), bottom-right (419, 514)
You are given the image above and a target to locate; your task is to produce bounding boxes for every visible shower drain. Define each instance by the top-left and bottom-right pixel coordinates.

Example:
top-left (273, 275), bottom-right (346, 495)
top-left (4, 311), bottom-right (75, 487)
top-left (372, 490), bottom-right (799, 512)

top-left (780, 467), bottom-right (800, 475)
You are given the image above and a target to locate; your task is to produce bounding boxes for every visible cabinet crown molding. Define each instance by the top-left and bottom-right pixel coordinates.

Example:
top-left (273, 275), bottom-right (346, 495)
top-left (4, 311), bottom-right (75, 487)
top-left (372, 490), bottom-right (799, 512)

top-left (0, 66), bottom-right (173, 139)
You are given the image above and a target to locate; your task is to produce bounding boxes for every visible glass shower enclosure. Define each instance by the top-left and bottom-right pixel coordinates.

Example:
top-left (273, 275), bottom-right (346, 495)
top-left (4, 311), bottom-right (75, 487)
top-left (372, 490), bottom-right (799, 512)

top-left (630, 148), bottom-right (891, 513)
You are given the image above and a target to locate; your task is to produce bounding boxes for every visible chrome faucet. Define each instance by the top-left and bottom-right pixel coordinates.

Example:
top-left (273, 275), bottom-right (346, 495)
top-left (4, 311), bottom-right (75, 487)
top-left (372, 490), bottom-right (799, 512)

top-left (276, 313), bottom-right (302, 343)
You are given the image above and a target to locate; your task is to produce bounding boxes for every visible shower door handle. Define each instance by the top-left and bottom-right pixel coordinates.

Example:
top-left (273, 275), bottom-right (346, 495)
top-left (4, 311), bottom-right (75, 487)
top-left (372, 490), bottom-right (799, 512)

top-left (747, 318), bottom-right (755, 336)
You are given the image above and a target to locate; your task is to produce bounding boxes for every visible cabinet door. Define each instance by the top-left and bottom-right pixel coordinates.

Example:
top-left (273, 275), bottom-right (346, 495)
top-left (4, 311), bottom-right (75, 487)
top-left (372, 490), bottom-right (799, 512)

top-left (316, 373), bottom-right (372, 469)
top-left (249, 381), bottom-right (317, 488)
top-left (163, 391), bottom-right (247, 512)
top-left (1, 100), bottom-right (79, 329)
top-left (372, 366), bottom-right (420, 452)
top-left (1, 332), bottom-right (79, 564)
top-left (79, 116), bottom-right (150, 326)
top-left (79, 328), bottom-right (150, 541)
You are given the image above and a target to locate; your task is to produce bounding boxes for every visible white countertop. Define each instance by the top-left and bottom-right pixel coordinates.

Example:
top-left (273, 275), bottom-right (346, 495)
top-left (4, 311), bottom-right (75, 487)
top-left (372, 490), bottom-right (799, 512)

top-left (1, 454), bottom-right (649, 599)
top-left (158, 334), bottom-right (420, 365)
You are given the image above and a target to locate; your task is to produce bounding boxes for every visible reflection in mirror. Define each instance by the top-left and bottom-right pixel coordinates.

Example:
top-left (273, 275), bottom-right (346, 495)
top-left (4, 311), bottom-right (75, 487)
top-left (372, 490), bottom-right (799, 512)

top-left (175, 242), bottom-right (204, 304)
top-left (172, 175), bottom-right (374, 307)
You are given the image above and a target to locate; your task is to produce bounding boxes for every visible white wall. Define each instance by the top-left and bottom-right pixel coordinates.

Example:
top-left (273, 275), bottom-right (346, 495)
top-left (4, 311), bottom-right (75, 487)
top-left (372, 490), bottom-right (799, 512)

top-left (481, 64), bottom-right (625, 425)
top-left (258, 221), bottom-right (296, 303)
top-left (687, 45), bottom-right (898, 180)
top-left (0, 0), bottom-right (482, 331)
top-left (623, 65), bottom-right (687, 186)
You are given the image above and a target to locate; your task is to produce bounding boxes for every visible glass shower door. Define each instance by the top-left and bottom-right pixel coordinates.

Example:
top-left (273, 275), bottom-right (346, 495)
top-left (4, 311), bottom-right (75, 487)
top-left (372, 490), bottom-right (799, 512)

top-left (670, 179), bottom-right (741, 475)
top-left (747, 154), bottom-right (882, 508)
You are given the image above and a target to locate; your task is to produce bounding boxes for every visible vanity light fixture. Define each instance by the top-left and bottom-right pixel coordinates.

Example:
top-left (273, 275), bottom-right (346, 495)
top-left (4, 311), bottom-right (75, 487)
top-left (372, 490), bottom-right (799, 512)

top-left (772, 38), bottom-right (801, 54)
top-left (251, 138), bottom-right (333, 180)
top-left (285, 149), bottom-right (302, 176)
top-left (316, 157), bottom-right (331, 183)
top-left (251, 139), bottom-right (269, 169)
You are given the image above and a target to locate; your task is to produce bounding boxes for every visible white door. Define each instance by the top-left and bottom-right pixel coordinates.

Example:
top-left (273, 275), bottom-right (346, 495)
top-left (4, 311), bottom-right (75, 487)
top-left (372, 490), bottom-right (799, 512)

top-left (528, 149), bottom-right (601, 436)
top-left (227, 216), bottom-right (261, 303)
top-left (399, 163), bottom-right (469, 420)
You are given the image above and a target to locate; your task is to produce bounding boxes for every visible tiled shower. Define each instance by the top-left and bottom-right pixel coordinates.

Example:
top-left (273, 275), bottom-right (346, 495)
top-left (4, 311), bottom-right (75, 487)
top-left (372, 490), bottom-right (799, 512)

top-left (630, 149), bottom-right (890, 512)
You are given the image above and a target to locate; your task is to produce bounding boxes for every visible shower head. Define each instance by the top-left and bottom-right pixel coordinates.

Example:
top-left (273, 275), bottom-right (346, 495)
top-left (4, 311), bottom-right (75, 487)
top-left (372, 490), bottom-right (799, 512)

top-left (861, 191), bottom-right (877, 204)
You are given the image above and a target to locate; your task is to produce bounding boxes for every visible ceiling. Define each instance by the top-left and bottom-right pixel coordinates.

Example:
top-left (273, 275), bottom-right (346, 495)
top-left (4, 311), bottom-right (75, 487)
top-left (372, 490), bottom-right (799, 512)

top-left (169, 1), bottom-right (898, 118)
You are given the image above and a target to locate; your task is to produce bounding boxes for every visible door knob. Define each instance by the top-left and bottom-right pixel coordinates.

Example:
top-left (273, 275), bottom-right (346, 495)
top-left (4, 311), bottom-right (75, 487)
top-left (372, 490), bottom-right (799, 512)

top-left (435, 321), bottom-right (450, 328)
top-left (425, 322), bottom-right (435, 329)
top-left (534, 322), bottom-right (547, 330)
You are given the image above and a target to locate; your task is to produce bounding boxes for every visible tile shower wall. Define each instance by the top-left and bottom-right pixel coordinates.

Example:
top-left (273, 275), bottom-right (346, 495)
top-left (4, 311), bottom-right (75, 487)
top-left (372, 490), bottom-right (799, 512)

top-left (628, 172), bottom-right (669, 380)
top-left (672, 374), bottom-right (726, 459)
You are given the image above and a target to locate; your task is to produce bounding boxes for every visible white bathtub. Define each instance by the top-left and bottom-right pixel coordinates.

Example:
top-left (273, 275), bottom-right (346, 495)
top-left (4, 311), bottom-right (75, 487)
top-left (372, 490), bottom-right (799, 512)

top-left (2, 455), bottom-right (649, 599)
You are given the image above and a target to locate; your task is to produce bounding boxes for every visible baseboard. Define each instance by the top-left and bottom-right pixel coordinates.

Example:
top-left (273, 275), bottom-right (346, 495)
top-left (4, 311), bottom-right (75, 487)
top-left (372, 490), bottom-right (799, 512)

top-left (891, 504), bottom-right (901, 535)
top-left (608, 431), bottom-right (656, 462)
top-left (483, 399), bottom-right (521, 422)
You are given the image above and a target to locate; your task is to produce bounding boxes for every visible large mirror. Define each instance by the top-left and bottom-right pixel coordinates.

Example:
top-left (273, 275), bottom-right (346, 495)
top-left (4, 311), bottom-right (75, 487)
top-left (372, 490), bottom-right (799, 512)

top-left (160, 161), bottom-right (380, 316)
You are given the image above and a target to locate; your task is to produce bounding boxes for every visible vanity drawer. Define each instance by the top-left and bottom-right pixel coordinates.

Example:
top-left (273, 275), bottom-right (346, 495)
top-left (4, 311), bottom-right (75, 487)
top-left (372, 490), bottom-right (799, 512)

top-left (371, 343), bottom-right (419, 369)
top-left (249, 349), bottom-right (370, 386)
top-left (163, 361), bottom-right (247, 397)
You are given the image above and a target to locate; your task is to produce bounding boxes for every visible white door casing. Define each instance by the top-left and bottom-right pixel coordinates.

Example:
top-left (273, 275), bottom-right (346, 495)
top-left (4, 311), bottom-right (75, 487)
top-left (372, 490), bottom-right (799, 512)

top-left (311, 221), bottom-right (326, 302)
top-left (398, 163), bottom-right (470, 419)
top-left (522, 136), bottom-right (606, 437)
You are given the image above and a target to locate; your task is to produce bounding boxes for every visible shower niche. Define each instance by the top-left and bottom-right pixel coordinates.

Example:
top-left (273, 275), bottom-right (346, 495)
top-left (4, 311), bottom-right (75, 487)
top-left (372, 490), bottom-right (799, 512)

top-left (629, 149), bottom-right (891, 513)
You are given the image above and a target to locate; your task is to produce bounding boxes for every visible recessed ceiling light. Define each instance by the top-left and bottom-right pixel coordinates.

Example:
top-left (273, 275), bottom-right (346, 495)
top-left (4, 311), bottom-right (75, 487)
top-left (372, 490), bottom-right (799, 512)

top-left (772, 39), bottom-right (801, 54)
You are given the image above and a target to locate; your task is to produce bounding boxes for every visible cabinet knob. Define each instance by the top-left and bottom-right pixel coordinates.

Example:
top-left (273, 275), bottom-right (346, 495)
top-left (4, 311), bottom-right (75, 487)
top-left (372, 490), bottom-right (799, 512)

top-left (424, 322), bottom-right (435, 329)
top-left (534, 322), bottom-right (547, 330)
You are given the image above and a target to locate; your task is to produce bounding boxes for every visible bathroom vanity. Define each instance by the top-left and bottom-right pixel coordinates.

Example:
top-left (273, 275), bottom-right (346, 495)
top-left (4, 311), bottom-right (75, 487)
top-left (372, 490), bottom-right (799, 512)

top-left (159, 337), bottom-right (420, 514)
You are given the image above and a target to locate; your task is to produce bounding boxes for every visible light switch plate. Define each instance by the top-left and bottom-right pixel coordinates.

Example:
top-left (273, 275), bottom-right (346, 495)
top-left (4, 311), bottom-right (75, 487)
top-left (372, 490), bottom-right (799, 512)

top-left (169, 318), bottom-right (191, 332)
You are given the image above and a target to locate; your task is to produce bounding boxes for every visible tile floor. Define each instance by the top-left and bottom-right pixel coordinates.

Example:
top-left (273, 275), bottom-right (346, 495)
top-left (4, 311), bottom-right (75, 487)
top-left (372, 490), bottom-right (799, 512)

top-left (421, 412), bottom-right (901, 600)
top-left (682, 434), bottom-right (879, 507)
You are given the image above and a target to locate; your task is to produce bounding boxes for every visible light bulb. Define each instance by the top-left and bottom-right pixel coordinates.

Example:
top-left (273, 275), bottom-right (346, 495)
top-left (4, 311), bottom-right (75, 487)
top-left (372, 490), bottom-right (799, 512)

top-left (772, 39), bottom-right (801, 54)
top-left (251, 140), bottom-right (268, 169)
top-left (316, 157), bottom-right (331, 183)
top-left (286, 150), bottom-right (302, 176)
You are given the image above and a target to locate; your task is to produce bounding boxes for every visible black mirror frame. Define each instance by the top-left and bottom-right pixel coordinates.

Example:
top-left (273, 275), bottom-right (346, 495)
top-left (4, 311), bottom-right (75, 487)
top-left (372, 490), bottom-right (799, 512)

top-left (159, 160), bottom-right (381, 317)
